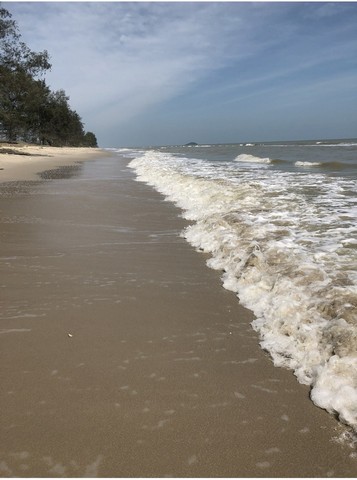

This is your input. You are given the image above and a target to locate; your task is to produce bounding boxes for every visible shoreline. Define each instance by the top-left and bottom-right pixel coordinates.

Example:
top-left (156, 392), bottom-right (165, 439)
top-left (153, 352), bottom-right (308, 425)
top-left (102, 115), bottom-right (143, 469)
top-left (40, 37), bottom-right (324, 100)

top-left (0, 144), bottom-right (109, 183)
top-left (1, 152), bottom-right (356, 476)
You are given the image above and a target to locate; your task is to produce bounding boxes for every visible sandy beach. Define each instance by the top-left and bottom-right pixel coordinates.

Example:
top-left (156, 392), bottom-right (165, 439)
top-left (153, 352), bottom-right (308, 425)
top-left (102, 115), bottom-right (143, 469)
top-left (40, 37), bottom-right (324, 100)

top-left (0, 151), bottom-right (356, 477)
top-left (0, 144), bottom-right (108, 183)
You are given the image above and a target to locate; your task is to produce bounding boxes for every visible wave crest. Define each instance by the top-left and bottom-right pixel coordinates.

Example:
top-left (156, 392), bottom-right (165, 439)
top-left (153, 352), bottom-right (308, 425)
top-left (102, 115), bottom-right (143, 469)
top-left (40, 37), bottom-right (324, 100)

top-left (234, 153), bottom-right (271, 164)
top-left (295, 161), bottom-right (322, 167)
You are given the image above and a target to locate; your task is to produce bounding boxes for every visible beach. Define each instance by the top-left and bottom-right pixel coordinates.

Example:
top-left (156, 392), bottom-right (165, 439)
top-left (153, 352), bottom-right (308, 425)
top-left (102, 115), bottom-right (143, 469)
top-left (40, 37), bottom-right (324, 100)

top-left (1, 150), bottom-right (356, 477)
top-left (0, 144), bottom-right (106, 183)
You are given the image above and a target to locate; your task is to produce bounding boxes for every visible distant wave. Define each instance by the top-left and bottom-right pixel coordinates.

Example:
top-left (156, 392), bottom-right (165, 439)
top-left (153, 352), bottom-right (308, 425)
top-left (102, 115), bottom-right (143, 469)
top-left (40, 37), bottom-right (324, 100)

top-left (112, 147), bottom-right (145, 158)
top-left (234, 153), bottom-right (271, 164)
top-left (234, 154), bottom-right (291, 166)
top-left (193, 145), bottom-right (212, 148)
top-left (295, 161), bottom-right (322, 167)
top-left (110, 147), bottom-right (134, 153)
top-left (182, 144), bottom-right (212, 148)
top-left (295, 160), bottom-right (352, 170)
top-left (321, 142), bottom-right (357, 147)
top-left (261, 142), bottom-right (357, 148)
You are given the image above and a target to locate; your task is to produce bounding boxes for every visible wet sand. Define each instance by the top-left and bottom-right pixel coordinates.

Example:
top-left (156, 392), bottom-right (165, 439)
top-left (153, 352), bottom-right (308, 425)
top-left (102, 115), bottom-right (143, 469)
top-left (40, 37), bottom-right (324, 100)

top-left (0, 153), bottom-right (356, 477)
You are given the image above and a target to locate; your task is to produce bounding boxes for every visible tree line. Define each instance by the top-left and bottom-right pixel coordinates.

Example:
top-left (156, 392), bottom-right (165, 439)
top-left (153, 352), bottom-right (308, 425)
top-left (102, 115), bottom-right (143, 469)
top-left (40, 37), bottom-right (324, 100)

top-left (0, 5), bottom-right (97, 147)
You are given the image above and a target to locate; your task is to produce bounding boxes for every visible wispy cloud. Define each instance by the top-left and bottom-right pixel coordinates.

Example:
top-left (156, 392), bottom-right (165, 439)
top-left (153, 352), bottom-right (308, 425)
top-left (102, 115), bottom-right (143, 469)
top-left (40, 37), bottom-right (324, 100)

top-left (4, 2), bottom-right (357, 145)
top-left (9, 3), bottom-right (251, 128)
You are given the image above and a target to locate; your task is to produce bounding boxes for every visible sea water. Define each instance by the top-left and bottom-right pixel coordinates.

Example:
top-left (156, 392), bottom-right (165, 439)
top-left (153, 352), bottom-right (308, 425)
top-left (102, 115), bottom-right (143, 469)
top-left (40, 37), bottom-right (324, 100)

top-left (115, 139), bottom-right (357, 433)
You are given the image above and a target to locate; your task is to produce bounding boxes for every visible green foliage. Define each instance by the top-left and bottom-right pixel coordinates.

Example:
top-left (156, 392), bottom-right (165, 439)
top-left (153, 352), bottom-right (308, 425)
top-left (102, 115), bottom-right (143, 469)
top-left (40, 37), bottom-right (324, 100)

top-left (37, 89), bottom-right (85, 147)
top-left (83, 131), bottom-right (98, 147)
top-left (0, 4), bottom-right (98, 147)
top-left (0, 6), bottom-right (18, 42)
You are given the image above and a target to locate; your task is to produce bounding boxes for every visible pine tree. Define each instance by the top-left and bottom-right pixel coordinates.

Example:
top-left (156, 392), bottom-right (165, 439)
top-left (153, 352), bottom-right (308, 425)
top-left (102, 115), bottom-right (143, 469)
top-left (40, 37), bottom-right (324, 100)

top-left (0, 6), bottom-right (51, 141)
top-left (0, 4), bottom-right (98, 147)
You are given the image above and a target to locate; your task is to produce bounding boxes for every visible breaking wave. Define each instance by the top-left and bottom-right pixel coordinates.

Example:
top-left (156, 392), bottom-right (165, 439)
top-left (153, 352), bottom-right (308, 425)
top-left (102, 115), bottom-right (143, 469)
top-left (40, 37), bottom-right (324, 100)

top-left (128, 149), bottom-right (357, 433)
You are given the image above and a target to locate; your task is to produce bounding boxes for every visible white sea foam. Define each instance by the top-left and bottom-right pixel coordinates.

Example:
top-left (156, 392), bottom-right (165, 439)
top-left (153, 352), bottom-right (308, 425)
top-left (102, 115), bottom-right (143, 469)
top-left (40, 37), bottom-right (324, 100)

top-left (128, 150), bottom-right (357, 432)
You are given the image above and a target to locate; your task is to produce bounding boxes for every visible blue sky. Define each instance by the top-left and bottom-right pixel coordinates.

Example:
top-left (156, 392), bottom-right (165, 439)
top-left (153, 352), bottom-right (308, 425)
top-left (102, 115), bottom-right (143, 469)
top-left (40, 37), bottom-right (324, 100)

top-left (4, 2), bottom-right (357, 147)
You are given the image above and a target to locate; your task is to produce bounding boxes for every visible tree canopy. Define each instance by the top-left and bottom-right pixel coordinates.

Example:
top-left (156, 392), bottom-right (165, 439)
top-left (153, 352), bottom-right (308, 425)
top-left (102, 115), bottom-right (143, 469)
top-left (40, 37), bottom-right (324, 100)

top-left (0, 5), bottom-right (98, 147)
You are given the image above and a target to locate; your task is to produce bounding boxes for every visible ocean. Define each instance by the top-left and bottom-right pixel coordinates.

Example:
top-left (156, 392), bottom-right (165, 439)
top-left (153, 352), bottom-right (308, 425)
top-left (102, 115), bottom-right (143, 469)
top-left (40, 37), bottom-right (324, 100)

top-left (111, 139), bottom-right (357, 434)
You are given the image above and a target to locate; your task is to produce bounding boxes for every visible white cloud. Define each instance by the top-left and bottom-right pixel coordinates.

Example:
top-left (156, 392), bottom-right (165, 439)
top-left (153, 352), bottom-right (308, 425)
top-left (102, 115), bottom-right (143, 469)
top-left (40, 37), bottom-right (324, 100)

top-left (8, 3), bottom-right (251, 131)
top-left (4, 2), bottom-right (357, 145)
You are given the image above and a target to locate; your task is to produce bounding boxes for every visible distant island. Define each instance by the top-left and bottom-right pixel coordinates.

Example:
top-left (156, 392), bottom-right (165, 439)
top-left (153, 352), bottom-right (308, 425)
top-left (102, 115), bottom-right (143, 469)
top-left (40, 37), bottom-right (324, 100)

top-left (184, 142), bottom-right (198, 146)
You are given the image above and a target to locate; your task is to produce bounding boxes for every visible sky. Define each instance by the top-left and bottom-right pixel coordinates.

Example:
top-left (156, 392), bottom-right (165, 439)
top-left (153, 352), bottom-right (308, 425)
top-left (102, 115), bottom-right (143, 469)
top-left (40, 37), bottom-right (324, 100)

top-left (4, 1), bottom-right (357, 147)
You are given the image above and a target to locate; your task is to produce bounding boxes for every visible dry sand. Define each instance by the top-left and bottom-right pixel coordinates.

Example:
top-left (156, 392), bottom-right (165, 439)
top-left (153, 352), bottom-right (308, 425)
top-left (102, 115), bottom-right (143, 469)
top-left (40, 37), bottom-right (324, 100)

top-left (0, 143), bottom-right (108, 182)
top-left (0, 152), bottom-right (356, 477)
